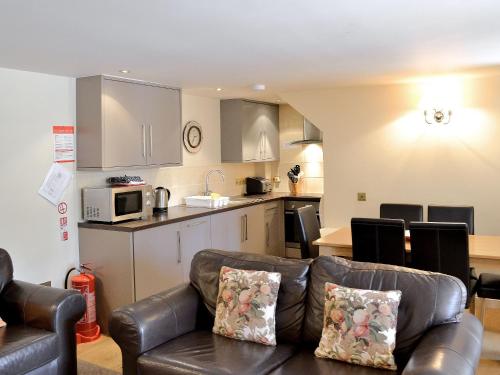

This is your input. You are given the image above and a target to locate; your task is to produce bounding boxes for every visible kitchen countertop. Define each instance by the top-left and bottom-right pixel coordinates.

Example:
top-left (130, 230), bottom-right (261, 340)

top-left (78, 192), bottom-right (322, 233)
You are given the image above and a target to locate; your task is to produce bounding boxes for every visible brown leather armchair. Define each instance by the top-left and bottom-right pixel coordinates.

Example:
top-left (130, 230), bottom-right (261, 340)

top-left (0, 248), bottom-right (86, 375)
top-left (110, 250), bottom-right (483, 375)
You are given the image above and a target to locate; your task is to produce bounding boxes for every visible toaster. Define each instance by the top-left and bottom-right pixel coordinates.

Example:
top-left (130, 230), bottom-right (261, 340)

top-left (246, 177), bottom-right (272, 195)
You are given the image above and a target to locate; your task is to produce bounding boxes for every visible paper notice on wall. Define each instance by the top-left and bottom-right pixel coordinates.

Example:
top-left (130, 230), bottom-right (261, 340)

top-left (38, 163), bottom-right (72, 205)
top-left (53, 125), bottom-right (75, 163)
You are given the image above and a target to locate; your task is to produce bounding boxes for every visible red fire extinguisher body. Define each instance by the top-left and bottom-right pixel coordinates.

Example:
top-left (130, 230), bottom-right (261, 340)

top-left (71, 271), bottom-right (100, 344)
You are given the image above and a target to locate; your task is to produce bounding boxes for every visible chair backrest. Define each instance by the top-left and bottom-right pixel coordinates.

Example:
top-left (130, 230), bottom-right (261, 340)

top-left (295, 205), bottom-right (321, 259)
top-left (0, 249), bottom-right (13, 294)
top-left (409, 222), bottom-right (471, 296)
top-left (380, 203), bottom-right (423, 229)
top-left (428, 205), bottom-right (474, 234)
top-left (351, 218), bottom-right (406, 266)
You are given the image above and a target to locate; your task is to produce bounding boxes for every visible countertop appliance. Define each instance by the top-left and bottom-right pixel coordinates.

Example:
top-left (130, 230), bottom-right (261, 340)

top-left (284, 199), bottom-right (321, 258)
top-left (246, 177), bottom-right (272, 195)
top-left (83, 185), bottom-right (153, 223)
top-left (153, 186), bottom-right (170, 213)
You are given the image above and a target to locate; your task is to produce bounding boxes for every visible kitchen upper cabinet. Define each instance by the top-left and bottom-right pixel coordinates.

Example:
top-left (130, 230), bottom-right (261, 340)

top-left (221, 99), bottom-right (279, 163)
top-left (76, 75), bottom-right (182, 170)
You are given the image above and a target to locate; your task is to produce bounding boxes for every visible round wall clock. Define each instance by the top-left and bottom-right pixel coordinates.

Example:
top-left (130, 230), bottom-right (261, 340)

top-left (183, 121), bottom-right (203, 153)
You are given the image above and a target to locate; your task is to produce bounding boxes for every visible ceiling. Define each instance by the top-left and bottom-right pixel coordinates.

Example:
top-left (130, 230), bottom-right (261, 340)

top-left (1, 0), bottom-right (500, 100)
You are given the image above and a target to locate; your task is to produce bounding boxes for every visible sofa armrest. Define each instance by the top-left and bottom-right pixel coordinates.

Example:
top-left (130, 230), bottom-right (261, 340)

top-left (0, 280), bottom-right (85, 332)
top-left (402, 312), bottom-right (483, 375)
top-left (109, 283), bottom-right (200, 358)
top-left (0, 280), bottom-right (86, 375)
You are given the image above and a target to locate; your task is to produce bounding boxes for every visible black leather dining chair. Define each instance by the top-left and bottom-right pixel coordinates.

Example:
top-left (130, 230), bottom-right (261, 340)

top-left (351, 218), bottom-right (406, 266)
top-left (427, 205), bottom-right (475, 234)
top-left (380, 203), bottom-right (424, 229)
top-left (295, 205), bottom-right (321, 258)
top-left (409, 222), bottom-right (477, 308)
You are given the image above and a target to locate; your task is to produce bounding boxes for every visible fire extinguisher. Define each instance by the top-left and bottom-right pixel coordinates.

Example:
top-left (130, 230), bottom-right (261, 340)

top-left (65, 264), bottom-right (101, 344)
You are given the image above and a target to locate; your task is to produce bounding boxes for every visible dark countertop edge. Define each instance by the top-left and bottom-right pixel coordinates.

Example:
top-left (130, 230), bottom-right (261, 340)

top-left (78, 193), bottom-right (321, 233)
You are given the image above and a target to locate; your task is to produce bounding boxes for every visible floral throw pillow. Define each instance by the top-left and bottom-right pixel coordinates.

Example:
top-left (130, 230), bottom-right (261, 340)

top-left (213, 266), bottom-right (281, 346)
top-left (315, 283), bottom-right (401, 370)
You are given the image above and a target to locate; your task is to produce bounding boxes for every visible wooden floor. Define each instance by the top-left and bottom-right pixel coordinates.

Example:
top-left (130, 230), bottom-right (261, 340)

top-left (77, 335), bottom-right (122, 373)
top-left (78, 306), bottom-right (500, 374)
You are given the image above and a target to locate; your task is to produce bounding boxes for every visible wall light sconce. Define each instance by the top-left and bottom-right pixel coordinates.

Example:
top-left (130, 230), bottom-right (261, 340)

top-left (424, 108), bottom-right (452, 125)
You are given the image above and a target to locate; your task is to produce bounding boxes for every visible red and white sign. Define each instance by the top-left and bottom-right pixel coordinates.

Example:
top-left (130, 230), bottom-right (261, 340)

top-left (58, 202), bottom-right (68, 215)
top-left (53, 125), bottom-right (75, 163)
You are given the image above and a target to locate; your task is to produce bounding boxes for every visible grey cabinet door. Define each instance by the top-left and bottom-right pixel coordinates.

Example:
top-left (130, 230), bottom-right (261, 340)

top-left (102, 78), bottom-right (148, 168)
top-left (134, 224), bottom-right (183, 301)
top-left (262, 104), bottom-right (279, 161)
top-left (211, 208), bottom-right (245, 251)
top-left (179, 217), bottom-right (212, 282)
top-left (145, 86), bottom-right (182, 166)
top-left (241, 204), bottom-right (266, 254)
top-left (241, 101), bottom-right (264, 162)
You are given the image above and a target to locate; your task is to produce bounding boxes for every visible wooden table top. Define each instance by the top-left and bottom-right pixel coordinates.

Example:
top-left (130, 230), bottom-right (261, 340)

top-left (313, 227), bottom-right (500, 261)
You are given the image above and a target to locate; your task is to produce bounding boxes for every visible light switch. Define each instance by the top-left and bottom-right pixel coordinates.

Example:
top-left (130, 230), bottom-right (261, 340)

top-left (357, 192), bottom-right (367, 201)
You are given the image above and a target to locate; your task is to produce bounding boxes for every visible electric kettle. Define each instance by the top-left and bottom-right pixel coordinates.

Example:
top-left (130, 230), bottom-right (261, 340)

top-left (153, 186), bottom-right (170, 213)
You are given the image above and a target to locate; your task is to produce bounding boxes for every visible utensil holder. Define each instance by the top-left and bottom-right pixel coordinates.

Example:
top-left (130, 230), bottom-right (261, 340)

top-left (289, 179), bottom-right (304, 195)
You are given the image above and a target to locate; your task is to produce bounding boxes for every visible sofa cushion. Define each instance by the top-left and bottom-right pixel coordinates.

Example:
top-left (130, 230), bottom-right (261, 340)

top-left (190, 250), bottom-right (311, 344)
top-left (304, 256), bottom-right (465, 363)
top-left (0, 325), bottom-right (59, 375)
top-left (213, 266), bottom-right (281, 345)
top-left (270, 348), bottom-right (398, 375)
top-left (0, 249), bottom-right (13, 295)
top-left (314, 283), bottom-right (401, 370)
top-left (137, 330), bottom-right (296, 375)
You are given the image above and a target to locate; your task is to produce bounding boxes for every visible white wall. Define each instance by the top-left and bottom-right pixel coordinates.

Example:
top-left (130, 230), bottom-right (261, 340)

top-left (282, 73), bottom-right (500, 235)
top-left (0, 67), bottom-right (77, 287)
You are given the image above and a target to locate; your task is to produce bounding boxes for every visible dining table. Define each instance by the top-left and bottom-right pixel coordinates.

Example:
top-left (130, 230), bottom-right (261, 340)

top-left (313, 227), bottom-right (500, 274)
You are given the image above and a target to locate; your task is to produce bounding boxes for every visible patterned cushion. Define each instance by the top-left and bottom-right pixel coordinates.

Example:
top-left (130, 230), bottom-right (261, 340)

top-left (314, 283), bottom-right (401, 370)
top-left (213, 266), bottom-right (281, 346)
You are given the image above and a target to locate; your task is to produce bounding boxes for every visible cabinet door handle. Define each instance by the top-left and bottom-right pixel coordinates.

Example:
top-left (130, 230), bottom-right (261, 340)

top-left (245, 214), bottom-right (248, 241)
top-left (241, 215), bottom-right (245, 243)
top-left (149, 125), bottom-right (153, 158)
top-left (141, 124), bottom-right (146, 158)
top-left (266, 223), bottom-right (270, 247)
top-left (188, 220), bottom-right (206, 228)
top-left (177, 231), bottom-right (181, 263)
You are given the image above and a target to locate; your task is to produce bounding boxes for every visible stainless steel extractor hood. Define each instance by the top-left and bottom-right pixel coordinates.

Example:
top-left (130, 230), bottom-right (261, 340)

top-left (290, 118), bottom-right (323, 145)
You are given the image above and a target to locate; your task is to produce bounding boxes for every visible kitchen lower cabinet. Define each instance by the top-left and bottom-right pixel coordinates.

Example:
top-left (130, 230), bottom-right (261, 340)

top-left (211, 204), bottom-right (276, 255)
top-left (241, 204), bottom-right (267, 254)
top-left (134, 223), bottom-right (183, 301)
top-left (264, 201), bottom-right (285, 257)
top-left (179, 217), bottom-right (212, 282)
top-left (211, 208), bottom-right (246, 252)
top-left (134, 217), bottom-right (212, 301)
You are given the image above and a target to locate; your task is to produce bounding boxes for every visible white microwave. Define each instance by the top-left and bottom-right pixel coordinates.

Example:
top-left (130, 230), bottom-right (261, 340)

top-left (82, 185), bottom-right (153, 223)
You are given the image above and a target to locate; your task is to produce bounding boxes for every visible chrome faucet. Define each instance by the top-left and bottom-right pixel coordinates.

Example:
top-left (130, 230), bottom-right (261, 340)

top-left (204, 169), bottom-right (225, 196)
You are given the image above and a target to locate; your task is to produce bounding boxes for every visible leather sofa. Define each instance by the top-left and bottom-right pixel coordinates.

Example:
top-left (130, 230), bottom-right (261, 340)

top-left (0, 248), bottom-right (86, 375)
top-left (110, 250), bottom-right (483, 375)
